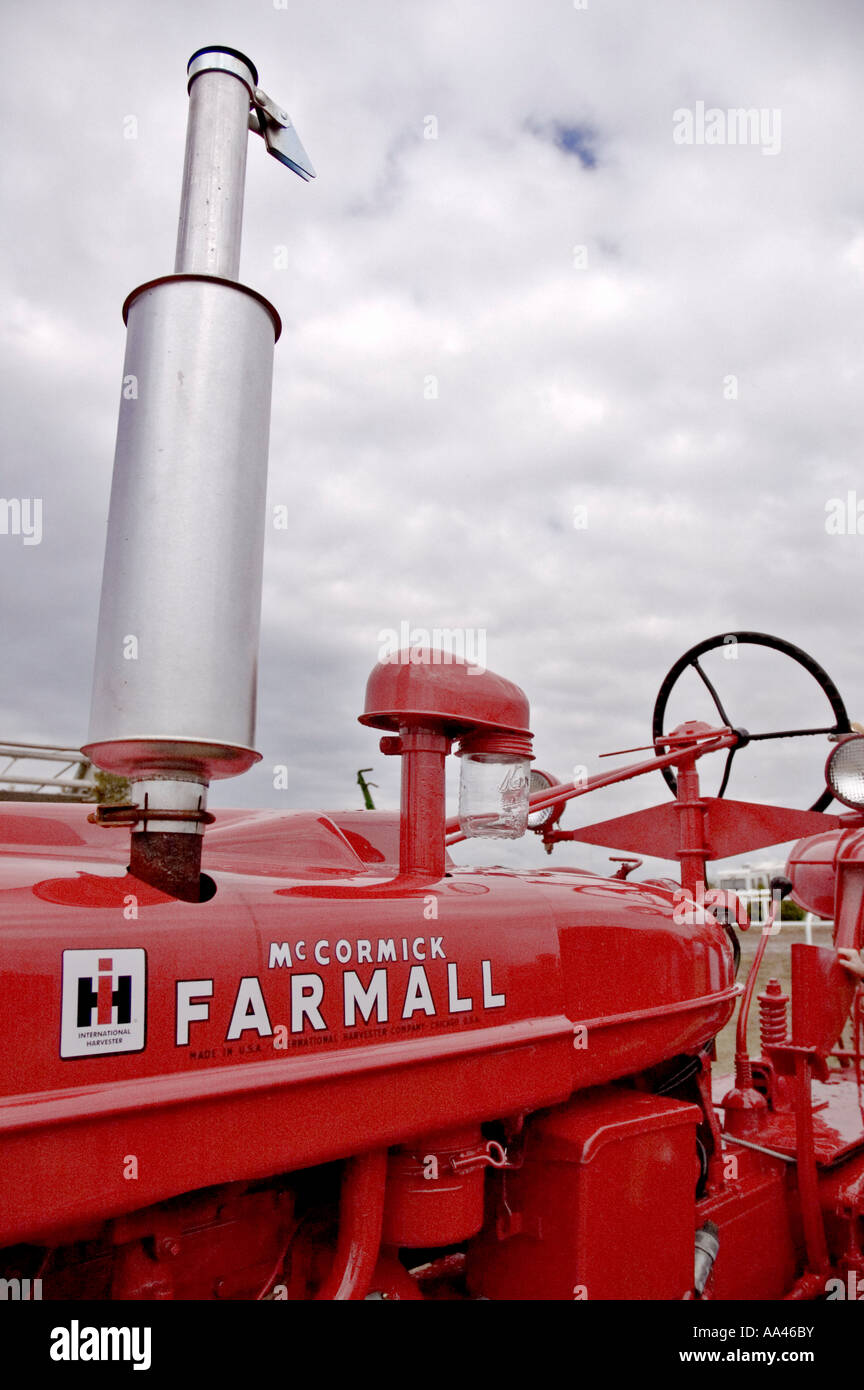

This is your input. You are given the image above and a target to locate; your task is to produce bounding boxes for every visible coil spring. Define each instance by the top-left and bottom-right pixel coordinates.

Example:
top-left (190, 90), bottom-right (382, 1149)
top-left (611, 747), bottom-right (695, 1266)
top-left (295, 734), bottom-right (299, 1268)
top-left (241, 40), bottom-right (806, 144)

top-left (758, 977), bottom-right (788, 1049)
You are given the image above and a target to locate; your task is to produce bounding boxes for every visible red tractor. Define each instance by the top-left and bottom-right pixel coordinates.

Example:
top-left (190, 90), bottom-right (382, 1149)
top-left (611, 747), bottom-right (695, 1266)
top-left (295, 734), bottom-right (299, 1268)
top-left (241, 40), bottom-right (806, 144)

top-left (1, 46), bottom-right (862, 1306)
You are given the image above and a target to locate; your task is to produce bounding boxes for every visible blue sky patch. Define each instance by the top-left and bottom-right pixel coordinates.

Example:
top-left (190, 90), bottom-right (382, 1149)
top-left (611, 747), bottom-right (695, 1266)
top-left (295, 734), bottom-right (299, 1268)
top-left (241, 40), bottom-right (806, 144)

top-left (553, 123), bottom-right (597, 168)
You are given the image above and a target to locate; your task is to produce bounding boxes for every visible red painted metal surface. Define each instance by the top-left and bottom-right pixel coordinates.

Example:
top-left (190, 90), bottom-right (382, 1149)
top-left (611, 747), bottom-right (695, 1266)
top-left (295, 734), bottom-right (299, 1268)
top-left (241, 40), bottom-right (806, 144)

top-left (791, 945), bottom-right (859, 1055)
top-left (787, 830), bottom-right (845, 919)
top-left (314, 1150), bottom-right (387, 1300)
top-left (3, 675), bottom-right (864, 1301)
top-left (696, 1149), bottom-right (797, 1301)
top-left (552, 799), bottom-right (850, 863)
top-left (390, 728), bottom-right (449, 881)
top-left (0, 803), bottom-right (736, 1248)
top-left (360, 651), bottom-right (531, 738)
top-left (381, 1126), bottom-right (488, 1247)
top-left (467, 1088), bottom-right (703, 1300)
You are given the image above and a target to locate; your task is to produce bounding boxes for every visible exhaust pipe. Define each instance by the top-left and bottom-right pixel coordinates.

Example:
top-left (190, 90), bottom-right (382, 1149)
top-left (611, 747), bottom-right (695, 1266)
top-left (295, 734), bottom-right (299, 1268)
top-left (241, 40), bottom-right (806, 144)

top-left (83, 47), bottom-right (314, 899)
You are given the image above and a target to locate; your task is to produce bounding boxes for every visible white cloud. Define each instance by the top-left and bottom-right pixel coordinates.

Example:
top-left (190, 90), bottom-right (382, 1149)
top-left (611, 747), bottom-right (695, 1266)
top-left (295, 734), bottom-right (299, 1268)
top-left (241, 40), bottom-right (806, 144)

top-left (2, 0), bottom-right (862, 877)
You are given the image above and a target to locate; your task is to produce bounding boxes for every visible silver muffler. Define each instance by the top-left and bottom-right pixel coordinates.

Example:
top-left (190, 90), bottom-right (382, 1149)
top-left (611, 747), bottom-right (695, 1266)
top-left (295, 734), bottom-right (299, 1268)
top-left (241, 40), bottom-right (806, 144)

top-left (83, 46), bottom-right (314, 898)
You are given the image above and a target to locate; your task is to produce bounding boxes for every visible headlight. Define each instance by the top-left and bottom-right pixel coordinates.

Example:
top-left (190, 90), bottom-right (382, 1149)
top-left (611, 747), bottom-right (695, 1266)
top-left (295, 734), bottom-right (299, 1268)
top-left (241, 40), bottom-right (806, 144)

top-left (825, 734), bottom-right (864, 808)
top-left (527, 768), bottom-right (557, 829)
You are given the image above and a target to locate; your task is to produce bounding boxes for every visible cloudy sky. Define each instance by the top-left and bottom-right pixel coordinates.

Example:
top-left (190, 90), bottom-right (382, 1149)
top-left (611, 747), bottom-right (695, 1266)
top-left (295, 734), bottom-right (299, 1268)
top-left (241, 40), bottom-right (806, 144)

top-left (2, 0), bottom-right (862, 874)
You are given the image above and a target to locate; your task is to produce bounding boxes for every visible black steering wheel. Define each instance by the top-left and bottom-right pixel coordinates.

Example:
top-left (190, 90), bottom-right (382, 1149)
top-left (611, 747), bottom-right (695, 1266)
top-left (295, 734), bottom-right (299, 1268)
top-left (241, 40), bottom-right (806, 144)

top-left (652, 631), bottom-right (851, 813)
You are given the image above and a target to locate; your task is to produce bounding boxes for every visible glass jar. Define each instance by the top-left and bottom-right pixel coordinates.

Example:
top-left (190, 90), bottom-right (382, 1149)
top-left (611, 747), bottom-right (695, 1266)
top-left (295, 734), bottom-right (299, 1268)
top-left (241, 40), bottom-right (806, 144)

top-left (458, 750), bottom-right (531, 839)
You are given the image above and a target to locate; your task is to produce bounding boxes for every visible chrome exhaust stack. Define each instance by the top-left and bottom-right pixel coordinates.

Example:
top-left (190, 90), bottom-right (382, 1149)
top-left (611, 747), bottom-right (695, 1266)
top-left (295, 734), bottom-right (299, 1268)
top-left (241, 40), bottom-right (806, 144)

top-left (83, 47), bottom-right (314, 899)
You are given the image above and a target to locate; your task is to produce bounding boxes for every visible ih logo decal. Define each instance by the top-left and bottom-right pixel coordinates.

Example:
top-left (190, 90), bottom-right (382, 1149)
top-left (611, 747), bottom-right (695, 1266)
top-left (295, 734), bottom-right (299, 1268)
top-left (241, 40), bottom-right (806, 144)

top-left (61, 949), bottom-right (146, 1058)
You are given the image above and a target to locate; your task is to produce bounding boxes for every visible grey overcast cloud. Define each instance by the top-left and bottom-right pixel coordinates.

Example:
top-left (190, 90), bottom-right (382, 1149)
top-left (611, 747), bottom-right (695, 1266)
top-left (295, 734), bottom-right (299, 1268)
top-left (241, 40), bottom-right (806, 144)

top-left (1, 0), bottom-right (863, 875)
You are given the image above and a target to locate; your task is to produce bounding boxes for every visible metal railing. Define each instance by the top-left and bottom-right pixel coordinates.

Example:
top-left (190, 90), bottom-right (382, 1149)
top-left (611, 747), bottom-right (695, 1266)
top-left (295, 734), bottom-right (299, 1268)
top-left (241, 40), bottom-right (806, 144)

top-left (0, 743), bottom-right (94, 801)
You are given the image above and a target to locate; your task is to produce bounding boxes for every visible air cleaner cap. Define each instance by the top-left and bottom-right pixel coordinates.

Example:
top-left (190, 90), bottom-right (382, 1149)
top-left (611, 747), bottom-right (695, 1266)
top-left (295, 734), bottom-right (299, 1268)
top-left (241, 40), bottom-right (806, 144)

top-left (826, 733), bottom-right (864, 808)
top-left (360, 649), bottom-right (531, 738)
